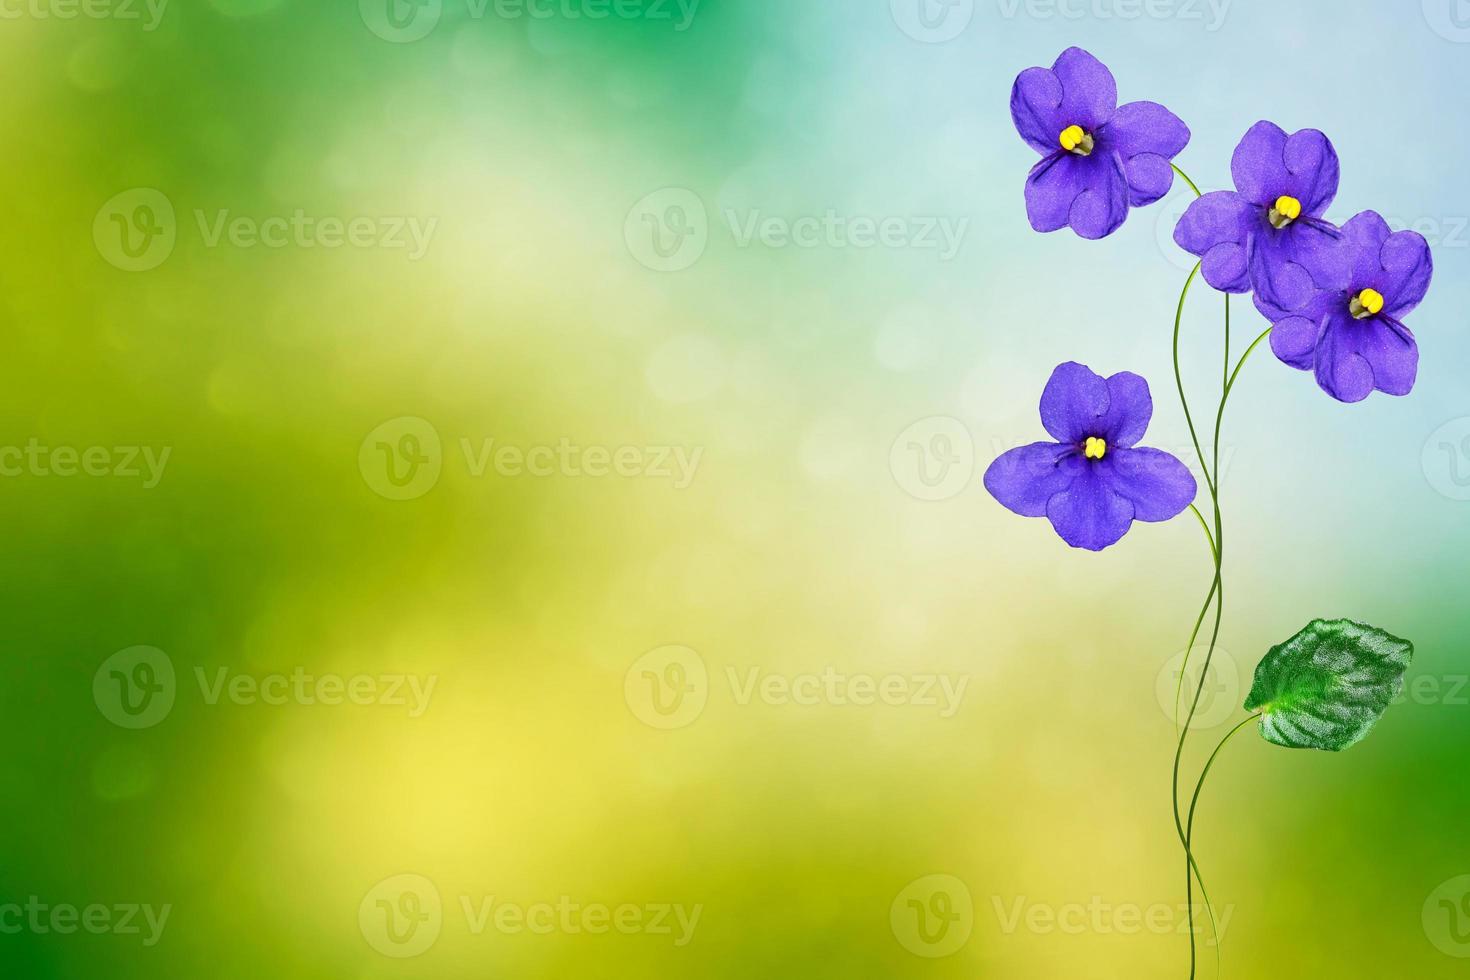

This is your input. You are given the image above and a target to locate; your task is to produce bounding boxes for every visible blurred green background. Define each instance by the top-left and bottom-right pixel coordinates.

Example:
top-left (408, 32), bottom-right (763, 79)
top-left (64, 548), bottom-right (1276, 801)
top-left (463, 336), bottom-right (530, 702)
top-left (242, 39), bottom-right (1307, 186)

top-left (2, 0), bottom-right (1467, 976)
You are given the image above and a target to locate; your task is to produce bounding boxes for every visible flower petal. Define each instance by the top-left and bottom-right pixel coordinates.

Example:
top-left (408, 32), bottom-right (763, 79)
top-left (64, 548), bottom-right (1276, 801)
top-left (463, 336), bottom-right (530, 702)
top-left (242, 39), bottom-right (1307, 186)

top-left (1202, 242), bottom-right (1250, 294)
top-left (1102, 101), bottom-right (1189, 207)
top-left (983, 442), bottom-right (1082, 518)
top-left (1268, 312), bottom-right (1327, 371)
top-left (1098, 371), bottom-right (1152, 448)
top-left (1230, 121), bottom-right (1289, 206)
top-left (1339, 211), bottom-right (1433, 317)
top-left (1121, 153), bottom-right (1174, 207)
top-left (1068, 152), bottom-right (1130, 239)
top-left (1230, 121), bottom-right (1339, 214)
top-left (1102, 446), bottom-right (1197, 522)
top-left (1045, 465), bottom-right (1135, 551)
top-left (1248, 221), bottom-right (1351, 312)
top-left (1010, 48), bottom-right (1117, 155)
top-left (1010, 67), bottom-right (1066, 154)
top-left (1314, 318), bottom-right (1419, 403)
top-left (1379, 230), bottom-right (1433, 315)
top-left (1024, 151), bottom-right (1130, 239)
top-left (1104, 101), bottom-right (1190, 159)
top-left (1051, 47), bottom-right (1117, 131)
top-left (1174, 191), bottom-right (1253, 291)
top-left (1039, 361), bottom-right (1110, 443)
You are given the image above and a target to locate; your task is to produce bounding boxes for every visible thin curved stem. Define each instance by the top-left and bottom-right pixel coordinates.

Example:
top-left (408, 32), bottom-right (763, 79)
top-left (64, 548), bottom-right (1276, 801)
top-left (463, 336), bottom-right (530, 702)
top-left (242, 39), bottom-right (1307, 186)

top-left (1227, 327), bottom-right (1274, 397)
top-left (1179, 583), bottom-right (1224, 980)
top-left (1174, 287), bottom-right (1255, 980)
top-left (1172, 264), bottom-right (1215, 497)
top-left (1173, 576), bottom-right (1219, 732)
top-left (1172, 163), bottom-right (1203, 198)
top-left (1187, 714), bottom-right (1261, 846)
top-left (1187, 504), bottom-right (1217, 564)
top-left (1180, 712), bottom-right (1260, 969)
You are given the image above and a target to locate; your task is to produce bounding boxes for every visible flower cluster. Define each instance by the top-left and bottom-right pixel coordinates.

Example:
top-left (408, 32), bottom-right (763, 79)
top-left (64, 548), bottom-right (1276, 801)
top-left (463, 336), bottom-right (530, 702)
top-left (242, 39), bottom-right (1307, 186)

top-left (991, 47), bottom-right (1427, 976)
top-left (992, 47), bottom-right (1434, 552)
top-left (1173, 123), bottom-right (1432, 403)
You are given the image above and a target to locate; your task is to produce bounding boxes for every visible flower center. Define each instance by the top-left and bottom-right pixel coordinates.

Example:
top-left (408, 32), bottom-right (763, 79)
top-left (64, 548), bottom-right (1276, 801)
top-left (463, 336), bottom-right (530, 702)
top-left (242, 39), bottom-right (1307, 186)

top-left (1059, 124), bottom-right (1094, 156)
top-left (1084, 436), bottom-right (1107, 460)
top-left (1267, 195), bottom-right (1302, 229)
top-left (1349, 287), bottom-right (1385, 319)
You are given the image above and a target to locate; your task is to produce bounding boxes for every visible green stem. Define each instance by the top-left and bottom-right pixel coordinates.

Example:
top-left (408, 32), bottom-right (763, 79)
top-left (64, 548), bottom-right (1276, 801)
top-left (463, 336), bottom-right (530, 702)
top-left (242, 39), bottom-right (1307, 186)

top-left (1163, 172), bottom-right (1230, 976)
top-left (1171, 162), bottom-right (1202, 198)
top-left (1172, 264), bottom-right (1215, 497)
top-left (1176, 313), bottom-right (1274, 980)
top-left (1187, 504), bottom-right (1217, 564)
top-left (1187, 714), bottom-right (1261, 851)
top-left (1228, 328), bottom-right (1274, 396)
top-left (1179, 713), bottom-right (1260, 964)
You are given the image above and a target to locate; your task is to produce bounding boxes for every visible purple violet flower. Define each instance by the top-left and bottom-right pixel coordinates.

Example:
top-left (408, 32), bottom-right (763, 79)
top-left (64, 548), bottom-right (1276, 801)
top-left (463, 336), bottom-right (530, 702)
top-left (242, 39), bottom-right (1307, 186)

top-left (985, 362), bottom-right (1198, 552)
top-left (1173, 120), bottom-right (1351, 310)
top-left (1011, 47), bottom-right (1190, 240)
top-left (1256, 211), bottom-right (1432, 403)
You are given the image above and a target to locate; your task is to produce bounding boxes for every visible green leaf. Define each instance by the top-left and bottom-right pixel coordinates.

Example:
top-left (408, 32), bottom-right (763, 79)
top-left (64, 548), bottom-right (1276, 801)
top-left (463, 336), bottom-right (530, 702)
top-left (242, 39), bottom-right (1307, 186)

top-left (1243, 619), bottom-right (1413, 752)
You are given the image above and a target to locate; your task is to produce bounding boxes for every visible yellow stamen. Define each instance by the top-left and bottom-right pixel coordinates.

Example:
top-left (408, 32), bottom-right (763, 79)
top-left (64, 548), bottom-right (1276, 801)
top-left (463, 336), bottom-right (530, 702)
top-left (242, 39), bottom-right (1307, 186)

top-left (1350, 287), bottom-right (1385, 319)
top-left (1059, 124), bottom-right (1093, 155)
top-left (1084, 436), bottom-right (1107, 460)
top-left (1268, 195), bottom-right (1302, 229)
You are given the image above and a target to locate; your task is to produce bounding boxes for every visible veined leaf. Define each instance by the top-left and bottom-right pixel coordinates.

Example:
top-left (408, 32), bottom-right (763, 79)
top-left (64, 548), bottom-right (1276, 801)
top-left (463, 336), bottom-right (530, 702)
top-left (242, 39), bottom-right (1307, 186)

top-left (1243, 619), bottom-right (1413, 752)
